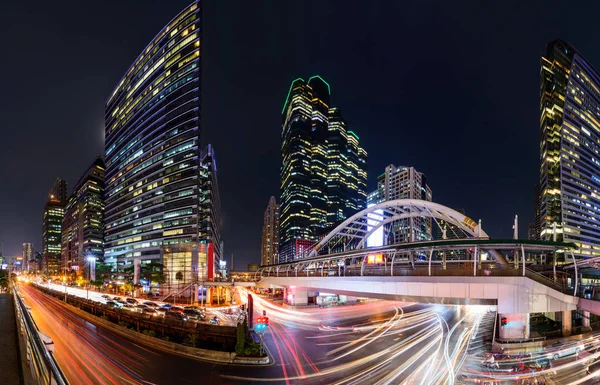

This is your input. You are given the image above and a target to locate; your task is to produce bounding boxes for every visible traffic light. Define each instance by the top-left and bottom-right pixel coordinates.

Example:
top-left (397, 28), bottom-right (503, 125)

top-left (501, 317), bottom-right (508, 327)
top-left (256, 317), bottom-right (270, 331)
top-left (241, 304), bottom-right (245, 311)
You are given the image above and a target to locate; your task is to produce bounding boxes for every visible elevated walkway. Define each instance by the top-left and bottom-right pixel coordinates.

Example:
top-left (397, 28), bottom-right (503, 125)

top-left (258, 275), bottom-right (578, 314)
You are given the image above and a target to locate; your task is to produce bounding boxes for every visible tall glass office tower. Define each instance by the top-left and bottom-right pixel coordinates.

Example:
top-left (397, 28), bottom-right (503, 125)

top-left (280, 76), bottom-right (367, 262)
top-left (104, 2), bottom-right (201, 277)
top-left (539, 40), bottom-right (600, 258)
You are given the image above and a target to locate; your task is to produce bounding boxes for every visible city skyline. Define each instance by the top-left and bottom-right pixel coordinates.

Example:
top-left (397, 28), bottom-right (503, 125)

top-left (4, 1), bottom-right (600, 268)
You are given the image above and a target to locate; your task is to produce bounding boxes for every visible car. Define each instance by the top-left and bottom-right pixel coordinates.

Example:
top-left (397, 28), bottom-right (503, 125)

top-left (165, 311), bottom-right (188, 321)
top-left (144, 301), bottom-right (159, 307)
top-left (123, 303), bottom-right (135, 309)
top-left (547, 342), bottom-right (585, 360)
top-left (101, 294), bottom-right (111, 300)
top-left (184, 305), bottom-right (199, 310)
top-left (209, 316), bottom-right (220, 325)
top-left (142, 308), bottom-right (156, 315)
top-left (155, 308), bottom-right (167, 317)
top-left (162, 304), bottom-right (173, 309)
top-left (171, 306), bottom-right (184, 313)
top-left (130, 306), bottom-right (144, 313)
top-left (112, 296), bottom-right (121, 301)
top-left (107, 301), bottom-right (123, 308)
top-left (183, 309), bottom-right (205, 321)
top-left (126, 298), bottom-right (138, 304)
top-left (106, 301), bottom-right (117, 307)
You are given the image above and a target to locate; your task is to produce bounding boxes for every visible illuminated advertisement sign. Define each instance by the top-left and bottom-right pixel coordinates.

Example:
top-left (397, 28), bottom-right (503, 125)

top-left (366, 254), bottom-right (384, 264)
top-left (367, 204), bottom-right (384, 247)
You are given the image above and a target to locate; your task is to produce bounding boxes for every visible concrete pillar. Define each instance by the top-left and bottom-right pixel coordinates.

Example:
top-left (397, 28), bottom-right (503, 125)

top-left (498, 313), bottom-right (530, 341)
top-left (289, 290), bottom-right (308, 306)
top-left (562, 310), bottom-right (572, 337)
top-left (583, 311), bottom-right (591, 331)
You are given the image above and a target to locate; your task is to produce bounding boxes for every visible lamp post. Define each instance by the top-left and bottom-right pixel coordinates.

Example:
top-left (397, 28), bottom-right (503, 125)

top-left (200, 262), bottom-right (206, 308)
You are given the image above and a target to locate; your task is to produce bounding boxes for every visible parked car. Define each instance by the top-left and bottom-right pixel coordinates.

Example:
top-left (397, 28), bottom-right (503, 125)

top-left (184, 309), bottom-right (205, 321)
top-left (126, 298), bottom-right (138, 304)
top-left (143, 301), bottom-right (159, 307)
top-left (171, 306), bottom-right (184, 313)
top-left (130, 306), bottom-right (144, 313)
top-left (209, 316), bottom-right (220, 325)
top-left (162, 304), bottom-right (173, 309)
top-left (155, 308), bottom-right (167, 317)
top-left (165, 311), bottom-right (188, 321)
top-left (546, 342), bottom-right (585, 360)
top-left (101, 294), bottom-right (111, 300)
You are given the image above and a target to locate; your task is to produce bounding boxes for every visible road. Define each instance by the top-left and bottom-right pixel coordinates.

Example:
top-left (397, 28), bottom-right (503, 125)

top-left (19, 282), bottom-right (488, 384)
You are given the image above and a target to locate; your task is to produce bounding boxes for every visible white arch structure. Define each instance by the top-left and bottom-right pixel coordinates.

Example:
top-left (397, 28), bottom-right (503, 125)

top-left (307, 199), bottom-right (507, 263)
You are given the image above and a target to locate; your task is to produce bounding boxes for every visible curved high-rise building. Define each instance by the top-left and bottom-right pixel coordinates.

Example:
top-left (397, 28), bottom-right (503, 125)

top-left (104, 1), bottom-right (201, 280)
top-left (539, 40), bottom-right (600, 258)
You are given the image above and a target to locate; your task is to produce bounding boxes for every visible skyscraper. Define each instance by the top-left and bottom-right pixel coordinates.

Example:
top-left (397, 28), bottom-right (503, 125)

top-left (42, 178), bottom-right (67, 275)
top-left (104, 2), bottom-right (201, 281)
top-left (279, 76), bottom-right (367, 261)
top-left (22, 243), bottom-right (33, 272)
top-left (261, 196), bottom-right (280, 266)
top-left (367, 165), bottom-right (432, 244)
top-left (198, 144), bottom-right (222, 280)
top-left (62, 157), bottom-right (105, 279)
top-left (539, 40), bottom-right (600, 258)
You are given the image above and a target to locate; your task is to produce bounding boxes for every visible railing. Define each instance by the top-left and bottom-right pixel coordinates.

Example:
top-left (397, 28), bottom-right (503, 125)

top-left (13, 285), bottom-right (69, 385)
top-left (258, 262), bottom-right (582, 295)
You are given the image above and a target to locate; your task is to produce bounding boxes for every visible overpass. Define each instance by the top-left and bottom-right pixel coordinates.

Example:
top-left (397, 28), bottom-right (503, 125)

top-left (257, 199), bottom-right (594, 341)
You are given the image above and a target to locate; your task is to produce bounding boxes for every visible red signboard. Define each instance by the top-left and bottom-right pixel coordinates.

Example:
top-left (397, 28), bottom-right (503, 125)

top-left (207, 243), bottom-right (214, 279)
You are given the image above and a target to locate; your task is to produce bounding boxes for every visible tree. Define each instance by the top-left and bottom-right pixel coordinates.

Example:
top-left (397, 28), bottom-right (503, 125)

top-left (142, 262), bottom-right (166, 285)
top-left (235, 321), bottom-right (245, 355)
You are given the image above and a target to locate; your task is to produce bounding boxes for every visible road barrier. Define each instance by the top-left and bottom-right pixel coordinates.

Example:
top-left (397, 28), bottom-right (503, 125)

top-left (13, 286), bottom-right (69, 385)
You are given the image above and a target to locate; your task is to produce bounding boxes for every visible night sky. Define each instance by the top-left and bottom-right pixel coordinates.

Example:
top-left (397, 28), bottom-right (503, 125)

top-left (2, 1), bottom-right (600, 268)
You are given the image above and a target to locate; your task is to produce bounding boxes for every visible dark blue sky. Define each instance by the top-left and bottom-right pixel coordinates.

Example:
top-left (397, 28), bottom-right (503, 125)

top-left (1, 1), bottom-right (599, 268)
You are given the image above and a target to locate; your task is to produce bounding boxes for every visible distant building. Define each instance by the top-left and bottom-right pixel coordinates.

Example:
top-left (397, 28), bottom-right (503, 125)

top-left (261, 197), bottom-right (280, 266)
top-left (22, 243), bottom-right (33, 272)
top-left (198, 144), bottom-right (223, 280)
top-left (248, 263), bottom-right (260, 272)
top-left (367, 165), bottom-right (432, 244)
top-left (42, 178), bottom-right (67, 275)
top-left (279, 76), bottom-right (367, 261)
top-left (539, 40), bottom-right (600, 257)
top-left (62, 157), bottom-right (105, 279)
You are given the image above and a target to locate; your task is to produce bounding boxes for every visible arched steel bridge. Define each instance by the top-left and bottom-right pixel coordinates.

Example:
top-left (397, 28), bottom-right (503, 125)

top-left (258, 199), bottom-right (576, 281)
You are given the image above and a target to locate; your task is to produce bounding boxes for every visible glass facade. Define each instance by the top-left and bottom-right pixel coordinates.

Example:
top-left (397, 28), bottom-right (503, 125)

top-left (280, 76), bottom-right (367, 262)
top-left (198, 144), bottom-right (222, 278)
top-left (539, 40), bottom-right (600, 258)
top-left (62, 157), bottom-right (105, 277)
top-left (104, 2), bottom-right (201, 276)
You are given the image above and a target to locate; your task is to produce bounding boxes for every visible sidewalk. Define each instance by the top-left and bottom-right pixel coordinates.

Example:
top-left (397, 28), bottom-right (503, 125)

top-left (0, 293), bottom-right (22, 385)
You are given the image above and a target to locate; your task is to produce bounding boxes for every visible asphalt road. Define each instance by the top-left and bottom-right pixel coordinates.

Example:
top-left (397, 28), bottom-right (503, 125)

top-left (19, 282), bottom-right (484, 385)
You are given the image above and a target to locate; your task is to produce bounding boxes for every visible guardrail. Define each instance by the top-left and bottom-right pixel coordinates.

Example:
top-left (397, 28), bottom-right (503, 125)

top-left (13, 285), bottom-right (69, 385)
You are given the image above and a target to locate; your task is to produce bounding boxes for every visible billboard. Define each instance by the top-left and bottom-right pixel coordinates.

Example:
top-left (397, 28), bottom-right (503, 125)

top-left (367, 205), bottom-right (384, 247)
